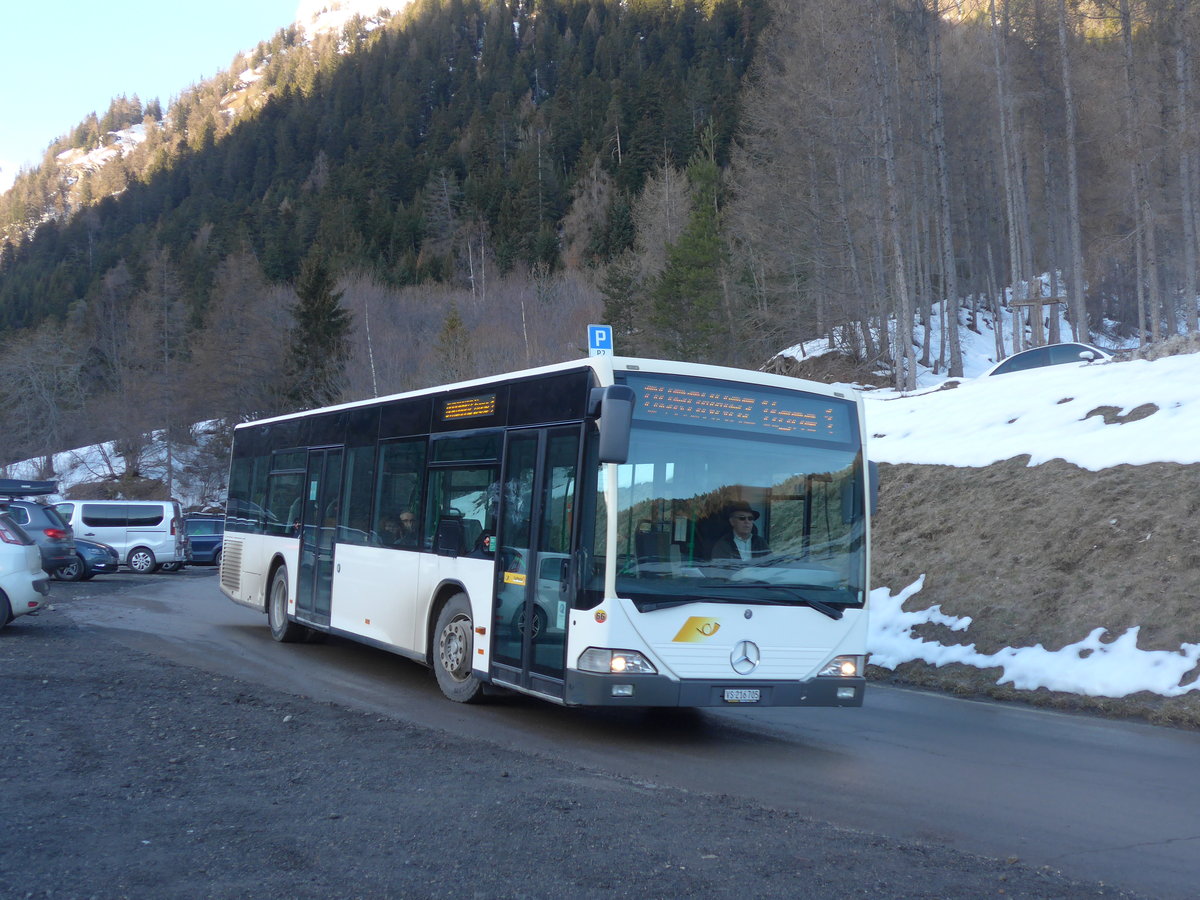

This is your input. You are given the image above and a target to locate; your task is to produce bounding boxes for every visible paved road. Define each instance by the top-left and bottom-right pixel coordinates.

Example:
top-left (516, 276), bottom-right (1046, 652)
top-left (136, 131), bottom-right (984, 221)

top-left (60, 569), bottom-right (1200, 898)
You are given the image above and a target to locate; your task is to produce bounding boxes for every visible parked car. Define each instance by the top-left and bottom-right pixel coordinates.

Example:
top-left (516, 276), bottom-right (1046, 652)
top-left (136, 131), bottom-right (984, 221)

top-left (182, 513), bottom-right (224, 567)
top-left (54, 537), bottom-right (121, 582)
top-left (0, 512), bottom-right (50, 626)
top-left (982, 342), bottom-right (1113, 377)
top-left (54, 500), bottom-right (186, 573)
top-left (0, 488), bottom-right (77, 576)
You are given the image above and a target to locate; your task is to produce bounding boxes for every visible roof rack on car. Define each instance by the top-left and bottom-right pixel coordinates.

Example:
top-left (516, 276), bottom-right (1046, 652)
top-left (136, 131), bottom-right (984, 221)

top-left (0, 478), bottom-right (58, 498)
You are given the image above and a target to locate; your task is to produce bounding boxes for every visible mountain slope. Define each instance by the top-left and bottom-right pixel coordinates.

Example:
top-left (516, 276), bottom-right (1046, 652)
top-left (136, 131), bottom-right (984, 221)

top-left (0, 0), bottom-right (766, 328)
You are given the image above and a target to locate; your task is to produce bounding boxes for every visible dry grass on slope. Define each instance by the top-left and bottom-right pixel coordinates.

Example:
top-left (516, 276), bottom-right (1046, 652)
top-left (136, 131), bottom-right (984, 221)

top-left (870, 458), bottom-right (1200, 729)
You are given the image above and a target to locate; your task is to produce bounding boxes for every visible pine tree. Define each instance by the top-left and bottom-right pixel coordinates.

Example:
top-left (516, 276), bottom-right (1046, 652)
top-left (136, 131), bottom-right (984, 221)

top-left (434, 302), bottom-right (475, 384)
top-left (283, 251), bottom-right (352, 410)
top-left (648, 140), bottom-right (726, 362)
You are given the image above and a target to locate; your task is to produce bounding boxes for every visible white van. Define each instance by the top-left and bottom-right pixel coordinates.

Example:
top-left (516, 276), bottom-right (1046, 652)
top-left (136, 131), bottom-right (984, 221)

top-left (55, 500), bottom-right (187, 573)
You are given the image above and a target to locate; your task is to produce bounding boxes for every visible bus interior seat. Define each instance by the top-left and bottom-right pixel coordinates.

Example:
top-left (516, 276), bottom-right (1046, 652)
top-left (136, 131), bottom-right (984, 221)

top-left (435, 514), bottom-right (466, 556)
top-left (635, 530), bottom-right (669, 563)
top-left (462, 518), bottom-right (483, 551)
top-left (636, 530), bottom-right (682, 574)
top-left (695, 511), bottom-right (734, 562)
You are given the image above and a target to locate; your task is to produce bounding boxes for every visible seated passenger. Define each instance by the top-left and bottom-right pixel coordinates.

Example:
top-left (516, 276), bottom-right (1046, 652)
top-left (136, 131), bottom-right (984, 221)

top-left (394, 510), bottom-right (419, 546)
top-left (709, 501), bottom-right (769, 563)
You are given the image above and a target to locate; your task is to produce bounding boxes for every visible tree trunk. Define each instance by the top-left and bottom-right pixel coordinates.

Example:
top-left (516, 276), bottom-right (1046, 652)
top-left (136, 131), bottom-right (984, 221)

top-left (1120, 0), bottom-right (1162, 344)
top-left (1057, 0), bottom-right (1090, 342)
top-left (872, 0), bottom-right (916, 391)
top-left (990, 0), bottom-right (1027, 355)
top-left (1176, 0), bottom-right (1199, 333)
top-left (929, 0), bottom-right (963, 375)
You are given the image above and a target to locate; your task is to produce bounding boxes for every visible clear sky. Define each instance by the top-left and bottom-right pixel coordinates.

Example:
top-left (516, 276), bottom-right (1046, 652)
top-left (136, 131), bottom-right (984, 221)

top-left (0, 1), bottom-right (303, 191)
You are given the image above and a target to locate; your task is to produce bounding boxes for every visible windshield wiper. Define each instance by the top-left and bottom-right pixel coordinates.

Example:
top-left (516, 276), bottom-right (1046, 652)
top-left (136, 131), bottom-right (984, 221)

top-left (635, 597), bottom-right (717, 612)
top-left (732, 583), bottom-right (844, 620)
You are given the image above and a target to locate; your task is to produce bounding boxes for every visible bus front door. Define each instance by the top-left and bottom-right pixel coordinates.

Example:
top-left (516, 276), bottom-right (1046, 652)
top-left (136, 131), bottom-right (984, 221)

top-left (296, 447), bottom-right (343, 628)
top-left (491, 427), bottom-right (580, 699)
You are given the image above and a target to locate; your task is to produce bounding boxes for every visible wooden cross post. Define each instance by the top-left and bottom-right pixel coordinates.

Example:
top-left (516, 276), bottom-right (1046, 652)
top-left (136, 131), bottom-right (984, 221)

top-left (1009, 284), bottom-right (1065, 347)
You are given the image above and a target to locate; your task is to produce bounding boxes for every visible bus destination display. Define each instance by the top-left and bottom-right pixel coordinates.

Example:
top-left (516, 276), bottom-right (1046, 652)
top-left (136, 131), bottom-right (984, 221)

top-left (440, 393), bottom-right (497, 421)
top-left (624, 375), bottom-right (852, 442)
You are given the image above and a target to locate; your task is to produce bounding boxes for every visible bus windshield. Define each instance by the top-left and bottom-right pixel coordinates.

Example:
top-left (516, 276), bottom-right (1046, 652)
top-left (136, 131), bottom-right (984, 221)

top-left (599, 377), bottom-right (867, 614)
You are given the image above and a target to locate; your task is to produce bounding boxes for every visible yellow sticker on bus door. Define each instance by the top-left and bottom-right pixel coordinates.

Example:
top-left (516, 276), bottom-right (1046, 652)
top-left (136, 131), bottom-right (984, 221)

top-left (503, 572), bottom-right (526, 586)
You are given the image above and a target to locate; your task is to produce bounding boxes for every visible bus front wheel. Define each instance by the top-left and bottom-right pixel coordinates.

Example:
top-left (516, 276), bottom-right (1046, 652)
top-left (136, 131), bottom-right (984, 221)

top-left (268, 565), bottom-right (305, 643)
top-left (433, 593), bottom-right (484, 703)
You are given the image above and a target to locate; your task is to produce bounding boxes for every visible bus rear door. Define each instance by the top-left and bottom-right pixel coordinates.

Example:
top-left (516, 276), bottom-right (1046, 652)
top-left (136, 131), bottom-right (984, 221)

top-left (296, 447), bottom-right (343, 628)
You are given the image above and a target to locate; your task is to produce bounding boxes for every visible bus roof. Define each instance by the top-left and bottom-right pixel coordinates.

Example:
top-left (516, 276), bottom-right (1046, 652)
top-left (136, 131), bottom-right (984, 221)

top-left (236, 356), bottom-right (859, 430)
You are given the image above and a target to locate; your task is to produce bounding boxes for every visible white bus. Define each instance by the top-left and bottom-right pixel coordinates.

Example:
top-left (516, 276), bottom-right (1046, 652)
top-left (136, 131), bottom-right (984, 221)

top-left (220, 356), bottom-right (874, 708)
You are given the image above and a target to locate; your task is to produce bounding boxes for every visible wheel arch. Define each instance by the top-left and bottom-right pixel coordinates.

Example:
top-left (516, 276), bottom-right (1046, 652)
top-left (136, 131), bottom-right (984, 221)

top-left (264, 553), bottom-right (290, 612)
top-left (425, 579), bottom-right (471, 666)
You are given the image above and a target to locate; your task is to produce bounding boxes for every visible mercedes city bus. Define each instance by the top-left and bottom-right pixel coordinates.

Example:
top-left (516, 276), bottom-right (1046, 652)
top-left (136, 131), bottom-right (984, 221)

top-left (220, 356), bottom-right (874, 708)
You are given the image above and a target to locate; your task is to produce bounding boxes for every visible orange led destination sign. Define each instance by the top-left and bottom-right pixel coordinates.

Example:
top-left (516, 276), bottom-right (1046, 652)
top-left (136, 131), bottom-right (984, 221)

top-left (624, 375), bottom-right (851, 442)
top-left (441, 393), bottom-right (497, 421)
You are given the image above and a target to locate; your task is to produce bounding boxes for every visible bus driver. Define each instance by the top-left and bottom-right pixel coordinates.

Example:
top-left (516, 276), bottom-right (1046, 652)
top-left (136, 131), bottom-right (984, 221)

top-left (710, 500), bottom-right (769, 562)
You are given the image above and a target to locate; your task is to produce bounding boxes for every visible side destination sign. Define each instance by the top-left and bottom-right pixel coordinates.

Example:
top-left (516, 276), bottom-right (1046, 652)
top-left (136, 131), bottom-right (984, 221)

top-left (620, 373), bottom-right (854, 444)
top-left (441, 393), bottom-right (497, 421)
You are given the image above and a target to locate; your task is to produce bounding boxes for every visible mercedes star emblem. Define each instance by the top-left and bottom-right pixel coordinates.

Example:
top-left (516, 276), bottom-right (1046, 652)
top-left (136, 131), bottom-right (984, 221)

top-left (731, 640), bottom-right (760, 675)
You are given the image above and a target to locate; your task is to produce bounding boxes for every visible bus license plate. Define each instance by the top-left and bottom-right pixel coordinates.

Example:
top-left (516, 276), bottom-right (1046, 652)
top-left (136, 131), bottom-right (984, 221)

top-left (723, 688), bottom-right (761, 703)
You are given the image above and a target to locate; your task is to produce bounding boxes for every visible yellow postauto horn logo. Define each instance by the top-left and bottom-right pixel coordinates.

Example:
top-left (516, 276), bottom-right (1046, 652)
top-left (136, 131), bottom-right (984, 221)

top-left (672, 617), bottom-right (721, 643)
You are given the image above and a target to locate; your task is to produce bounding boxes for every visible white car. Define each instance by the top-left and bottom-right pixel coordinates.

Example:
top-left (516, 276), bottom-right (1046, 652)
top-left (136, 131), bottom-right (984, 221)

top-left (0, 512), bottom-right (50, 627)
top-left (981, 342), bottom-right (1113, 377)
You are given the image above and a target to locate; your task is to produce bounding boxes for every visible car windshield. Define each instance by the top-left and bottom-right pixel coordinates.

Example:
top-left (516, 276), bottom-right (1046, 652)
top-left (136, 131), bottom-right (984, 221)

top-left (592, 377), bottom-right (867, 614)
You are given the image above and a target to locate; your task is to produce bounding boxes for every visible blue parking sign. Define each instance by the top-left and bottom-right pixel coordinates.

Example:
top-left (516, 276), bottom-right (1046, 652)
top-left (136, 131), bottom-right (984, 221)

top-left (588, 324), bottom-right (613, 357)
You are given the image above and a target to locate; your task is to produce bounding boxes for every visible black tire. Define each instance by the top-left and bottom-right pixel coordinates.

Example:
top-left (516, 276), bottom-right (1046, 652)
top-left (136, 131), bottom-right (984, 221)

top-left (55, 556), bottom-right (86, 582)
top-left (0, 592), bottom-right (11, 627)
top-left (267, 565), bottom-right (305, 643)
top-left (127, 547), bottom-right (157, 574)
top-left (432, 593), bottom-right (484, 703)
top-left (213, 549), bottom-right (222, 570)
top-left (159, 561), bottom-right (181, 573)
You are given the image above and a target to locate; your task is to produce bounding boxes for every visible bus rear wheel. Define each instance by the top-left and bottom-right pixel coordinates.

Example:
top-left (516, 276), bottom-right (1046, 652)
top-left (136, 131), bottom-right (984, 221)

top-left (433, 593), bottom-right (484, 703)
top-left (268, 565), bottom-right (305, 643)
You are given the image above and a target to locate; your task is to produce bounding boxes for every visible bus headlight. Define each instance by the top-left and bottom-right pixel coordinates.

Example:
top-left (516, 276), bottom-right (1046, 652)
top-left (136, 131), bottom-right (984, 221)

top-left (579, 648), bottom-right (658, 675)
top-left (819, 655), bottom-right (863, 677)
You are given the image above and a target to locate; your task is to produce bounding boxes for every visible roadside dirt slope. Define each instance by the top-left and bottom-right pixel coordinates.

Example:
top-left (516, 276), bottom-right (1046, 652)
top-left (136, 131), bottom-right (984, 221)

top-left (870, 457), bottom-right (1200, 727)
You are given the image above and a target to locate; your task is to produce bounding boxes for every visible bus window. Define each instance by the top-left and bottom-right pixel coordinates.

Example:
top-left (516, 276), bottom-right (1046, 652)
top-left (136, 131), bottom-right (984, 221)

top-left (374, 439), bottom-right (427, 548)
top-left (265, 471), bottom-right (304, 537)
top-left (426, 467), bottom-right (500, 557)
top-left (339, 445), bottom-right (375, 545)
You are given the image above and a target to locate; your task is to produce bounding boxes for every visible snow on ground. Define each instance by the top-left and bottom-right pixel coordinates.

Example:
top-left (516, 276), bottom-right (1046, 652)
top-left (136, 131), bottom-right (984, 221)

top-left (867, 352), bottom-right (1200, 470)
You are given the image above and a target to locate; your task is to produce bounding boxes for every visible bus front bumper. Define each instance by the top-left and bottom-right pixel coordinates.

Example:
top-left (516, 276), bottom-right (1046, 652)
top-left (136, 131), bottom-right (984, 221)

top-left (563, 673), bottom-right (866, 708)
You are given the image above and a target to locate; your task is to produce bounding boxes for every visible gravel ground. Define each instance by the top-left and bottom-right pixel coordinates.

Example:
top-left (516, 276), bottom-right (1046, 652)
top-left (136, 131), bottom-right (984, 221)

top-left (1, 606), bottom-right (1141, 900)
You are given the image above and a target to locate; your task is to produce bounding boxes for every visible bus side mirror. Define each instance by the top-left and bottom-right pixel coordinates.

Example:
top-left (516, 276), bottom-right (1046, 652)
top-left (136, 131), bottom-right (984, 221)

top-left (868, 461), bottom-right (879, 516)
top-left (589, 385), bottom-right (635, 465)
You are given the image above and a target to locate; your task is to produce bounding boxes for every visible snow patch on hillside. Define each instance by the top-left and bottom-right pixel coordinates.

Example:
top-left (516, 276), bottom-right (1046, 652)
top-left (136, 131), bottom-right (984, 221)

top-left (295, 1), bottom-right (409, 36)
top-left (55, 124), bottom-right (148, 177)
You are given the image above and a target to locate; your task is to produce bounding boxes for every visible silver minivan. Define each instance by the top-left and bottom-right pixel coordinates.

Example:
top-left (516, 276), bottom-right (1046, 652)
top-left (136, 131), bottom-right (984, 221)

top-left (55, 500), bottom-right (187, 573)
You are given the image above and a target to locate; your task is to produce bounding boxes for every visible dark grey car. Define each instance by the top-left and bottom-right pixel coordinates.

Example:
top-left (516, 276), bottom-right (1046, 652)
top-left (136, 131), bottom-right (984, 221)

top-left (0, 498), bottom-right (77, 575)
